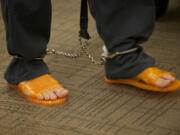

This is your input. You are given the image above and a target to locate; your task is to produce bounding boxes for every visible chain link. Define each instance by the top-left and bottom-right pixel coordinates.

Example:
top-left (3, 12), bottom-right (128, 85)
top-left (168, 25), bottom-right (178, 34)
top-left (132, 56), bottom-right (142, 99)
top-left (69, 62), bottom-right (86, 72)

top-left (46, 37), bottom-right (106, 65)
top-left (13, 37), bottom-right (138, 65)
top-left (46, 37), bottom-right (138, 65)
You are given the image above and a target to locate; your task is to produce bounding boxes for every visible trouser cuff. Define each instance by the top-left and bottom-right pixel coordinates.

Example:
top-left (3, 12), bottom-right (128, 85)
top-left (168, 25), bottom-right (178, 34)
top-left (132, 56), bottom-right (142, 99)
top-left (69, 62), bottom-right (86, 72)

top-left (105, 51), bottom-right (156, 79)
top-left (5, 58), bottom-right (50, 84)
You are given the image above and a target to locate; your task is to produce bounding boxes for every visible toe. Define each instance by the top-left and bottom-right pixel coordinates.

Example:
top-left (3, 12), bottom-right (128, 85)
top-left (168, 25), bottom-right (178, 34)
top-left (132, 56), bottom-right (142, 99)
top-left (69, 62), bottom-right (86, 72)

top-left (54, 87), bottom-right (69, 98)
top-left (157, 78), bottom-right (172, 88)
top-left (48, 91), bottom-right (57, 100)
top-left (162, 74), bottom-right (176, 81)
top-left (42, 92), bottom-right (50, 100)
top-left (39, 88), bottom-right (68, 101)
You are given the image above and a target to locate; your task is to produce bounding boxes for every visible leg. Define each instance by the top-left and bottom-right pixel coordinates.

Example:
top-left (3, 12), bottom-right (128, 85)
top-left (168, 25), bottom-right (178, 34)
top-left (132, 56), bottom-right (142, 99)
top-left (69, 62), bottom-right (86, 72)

top-left (89, 0), bottom-right (156, 78)
top-left (88, 0), bottom-right (176, 89)
top-left (1, 0), bottom-right (68, 103)
top-left (2, 0), bottom-right (51, 84)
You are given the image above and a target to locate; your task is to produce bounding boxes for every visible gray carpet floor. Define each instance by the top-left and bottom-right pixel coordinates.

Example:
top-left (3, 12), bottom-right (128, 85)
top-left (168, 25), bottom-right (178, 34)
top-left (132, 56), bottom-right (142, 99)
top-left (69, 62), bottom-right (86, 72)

top-left (0, 0), bottom-right (180, 135)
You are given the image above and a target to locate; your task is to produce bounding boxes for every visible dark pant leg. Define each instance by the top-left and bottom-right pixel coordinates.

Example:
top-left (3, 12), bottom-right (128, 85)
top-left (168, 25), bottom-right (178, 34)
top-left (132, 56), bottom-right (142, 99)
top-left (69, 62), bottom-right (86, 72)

top-left (88, 0), bottom-right (156, 79)
top-left (1, 0), bottom-right (52, 84)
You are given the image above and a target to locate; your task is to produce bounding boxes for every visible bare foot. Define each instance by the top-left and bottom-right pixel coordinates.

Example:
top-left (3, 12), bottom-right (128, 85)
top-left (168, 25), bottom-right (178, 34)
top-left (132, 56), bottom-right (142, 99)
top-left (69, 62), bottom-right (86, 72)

top-left (38, 87), bottom-right (69, 100)
top-left (156, 74), bottom-right (175, 88)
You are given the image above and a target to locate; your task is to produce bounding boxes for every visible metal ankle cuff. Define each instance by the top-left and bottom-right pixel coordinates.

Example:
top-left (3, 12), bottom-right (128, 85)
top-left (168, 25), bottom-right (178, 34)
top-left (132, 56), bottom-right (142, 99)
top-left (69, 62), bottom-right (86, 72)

top-left (105, 47), bottom-right (139, 60)
top-left (12, 55), bottom-right (45, 60)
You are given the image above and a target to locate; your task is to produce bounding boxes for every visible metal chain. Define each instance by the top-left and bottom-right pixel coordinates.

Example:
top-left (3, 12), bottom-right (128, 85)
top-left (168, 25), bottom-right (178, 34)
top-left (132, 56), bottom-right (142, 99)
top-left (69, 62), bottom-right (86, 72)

top-left (46, 37), bottom-right (138, 65)
top-left (46, 37), bottom-right (106, 65)
top-left (13, 37), bottom-right (138, 65)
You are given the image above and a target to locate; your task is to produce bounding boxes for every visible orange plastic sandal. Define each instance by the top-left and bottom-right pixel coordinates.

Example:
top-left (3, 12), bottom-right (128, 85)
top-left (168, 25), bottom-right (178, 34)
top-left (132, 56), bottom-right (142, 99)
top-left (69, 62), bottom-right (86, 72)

top-left (105, 67), bottom-right (180, 92)
top-left (9, 74), bottom-right (67, 106)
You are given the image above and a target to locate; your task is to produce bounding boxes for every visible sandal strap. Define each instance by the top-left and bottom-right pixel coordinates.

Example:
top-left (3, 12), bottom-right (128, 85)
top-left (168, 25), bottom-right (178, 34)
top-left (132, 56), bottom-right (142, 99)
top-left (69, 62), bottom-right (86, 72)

top-left (136, 67), bottom-right (174, 86)
top-left (17, 74), bottom-right (63, 98)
